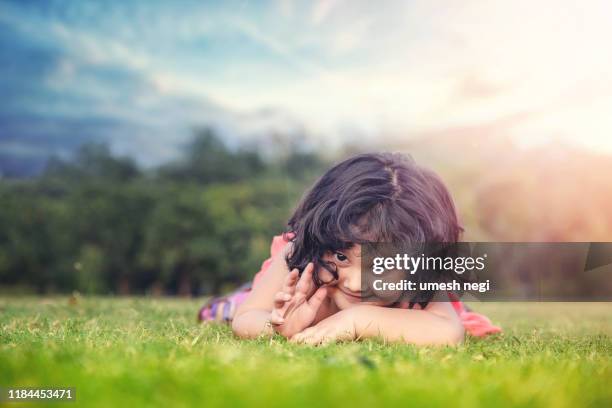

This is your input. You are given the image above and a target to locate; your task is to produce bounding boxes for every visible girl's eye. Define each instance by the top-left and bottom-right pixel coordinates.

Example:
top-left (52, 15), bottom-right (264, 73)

top-left (334, 252), bottom-right (348, 262)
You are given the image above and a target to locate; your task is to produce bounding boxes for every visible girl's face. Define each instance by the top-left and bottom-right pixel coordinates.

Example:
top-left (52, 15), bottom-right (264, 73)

top-left (320, 244), bottom-right (393, 310)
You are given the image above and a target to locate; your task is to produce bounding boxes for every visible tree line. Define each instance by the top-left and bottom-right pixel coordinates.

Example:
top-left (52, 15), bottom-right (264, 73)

top-left (2, 129), bottom-right (611, 297)
top-left (0, 129), bottom-right (328, 296)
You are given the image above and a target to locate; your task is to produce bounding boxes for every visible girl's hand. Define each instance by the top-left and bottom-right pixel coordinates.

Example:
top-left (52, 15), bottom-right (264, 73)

top-left (269, 263), bottom-right (327, 338)
top-left (291, 308), bottom-right (356, 346)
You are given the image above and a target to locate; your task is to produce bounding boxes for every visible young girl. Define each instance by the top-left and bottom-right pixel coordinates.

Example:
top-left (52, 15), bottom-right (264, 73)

top-left (199, 153), bottom-right (501, 345)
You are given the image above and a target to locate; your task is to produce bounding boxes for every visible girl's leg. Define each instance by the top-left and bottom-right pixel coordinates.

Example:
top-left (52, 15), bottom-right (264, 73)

top-left (198, 283), bottom-right (252, 323)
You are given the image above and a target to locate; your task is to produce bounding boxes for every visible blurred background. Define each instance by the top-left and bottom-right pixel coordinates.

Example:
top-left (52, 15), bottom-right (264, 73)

top-left (1, 0), bottom-right (611, 296)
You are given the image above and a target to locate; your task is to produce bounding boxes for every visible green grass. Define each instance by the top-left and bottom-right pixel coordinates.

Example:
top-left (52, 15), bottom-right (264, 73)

top-left (1, 297), bottom-right (610, 408)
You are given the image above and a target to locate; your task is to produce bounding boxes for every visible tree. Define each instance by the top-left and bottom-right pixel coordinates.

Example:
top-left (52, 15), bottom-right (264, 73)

top-left (158, 128), bottom-right (265, 184)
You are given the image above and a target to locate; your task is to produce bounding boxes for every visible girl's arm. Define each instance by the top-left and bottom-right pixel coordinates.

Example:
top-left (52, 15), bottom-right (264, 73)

top-left (231, 246), bottom-right (335, 339)
top-left (353, 302), bottom-right (464, 345)
top-left (292, 302), bottom-right (465, 346)
top-left (231, 247), bottom-right (291, 338)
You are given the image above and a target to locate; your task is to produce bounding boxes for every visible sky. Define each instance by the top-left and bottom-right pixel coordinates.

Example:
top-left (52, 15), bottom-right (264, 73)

top-left (1, 0), bottom-right (611, 175)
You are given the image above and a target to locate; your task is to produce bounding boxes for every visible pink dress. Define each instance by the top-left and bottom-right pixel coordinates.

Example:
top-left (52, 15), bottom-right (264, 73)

top-left (199, 234), bottom-right (502, 337)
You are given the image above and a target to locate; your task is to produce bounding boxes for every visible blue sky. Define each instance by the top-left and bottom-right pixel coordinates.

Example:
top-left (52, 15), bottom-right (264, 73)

top-left (1, 0), bottom-right (611, 175)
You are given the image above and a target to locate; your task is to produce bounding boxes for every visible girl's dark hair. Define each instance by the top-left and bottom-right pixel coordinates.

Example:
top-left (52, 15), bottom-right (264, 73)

top-left (285, 152), bottom-right (463, 304)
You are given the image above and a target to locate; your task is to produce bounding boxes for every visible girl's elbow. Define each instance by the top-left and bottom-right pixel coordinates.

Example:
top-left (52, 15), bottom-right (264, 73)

top-left (421, 320), bottom-right (464, 346)
top-left (231, 313), bottom-right (271, 339)
top-left (231, 315), bottom-right (252, 339)
top-left (398, 322), bottom-right (464, 346)
top-left (433, 313), bottom-right (465, 345)
top-left (444, 321), bottom-right (465, 345)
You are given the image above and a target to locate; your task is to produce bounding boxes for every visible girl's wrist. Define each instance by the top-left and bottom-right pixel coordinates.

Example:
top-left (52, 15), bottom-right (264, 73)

top-left (338, 307), bottom-right (359, 339)
top-left (344, 305), bottom-right (376, 338)
top-left (269, 314), bottom-right (294, 338)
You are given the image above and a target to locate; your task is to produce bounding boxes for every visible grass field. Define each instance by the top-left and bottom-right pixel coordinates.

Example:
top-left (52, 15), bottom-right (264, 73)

top-left (1, 297), bottom-right (610, 408)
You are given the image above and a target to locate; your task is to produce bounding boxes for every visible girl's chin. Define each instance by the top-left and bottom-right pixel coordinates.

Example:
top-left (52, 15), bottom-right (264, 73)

top-left (333, 294), bottom-right (387, 309)
top-left (331, 294), bottom-right (358, 309)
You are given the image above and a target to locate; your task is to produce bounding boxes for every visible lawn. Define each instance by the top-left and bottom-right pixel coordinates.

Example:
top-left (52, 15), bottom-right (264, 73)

top-left (1, 297), bottom-right (610, 408)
